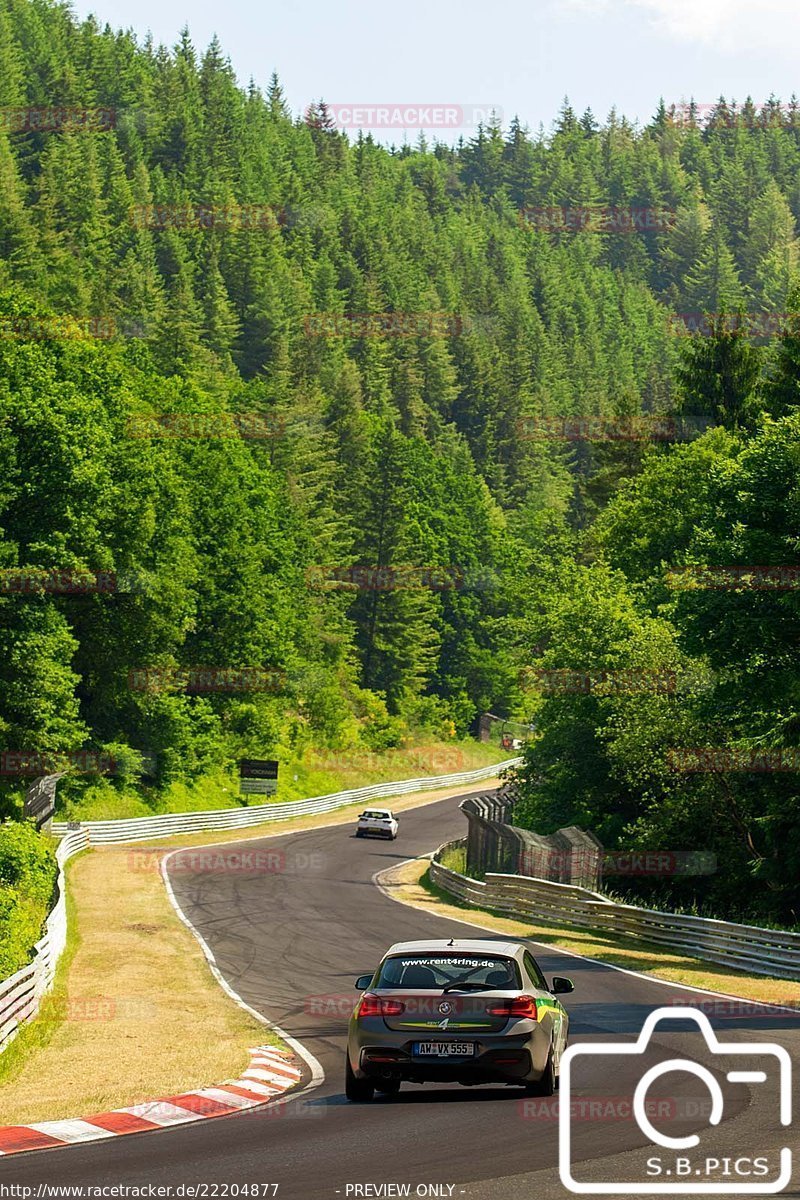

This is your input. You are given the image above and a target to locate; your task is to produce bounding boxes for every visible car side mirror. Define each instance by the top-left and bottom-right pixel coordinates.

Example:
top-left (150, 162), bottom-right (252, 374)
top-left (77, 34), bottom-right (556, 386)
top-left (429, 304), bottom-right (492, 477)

top-left (551, 976), bottom-right (574, 995)
top-left (355, 974), bottom-right (373, 990)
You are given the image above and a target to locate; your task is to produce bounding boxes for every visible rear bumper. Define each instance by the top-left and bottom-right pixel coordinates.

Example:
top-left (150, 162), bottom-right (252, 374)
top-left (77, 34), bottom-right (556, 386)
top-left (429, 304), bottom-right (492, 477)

top-left (349, 1024), bottom-right (553, 1085)
top-left (358, 1044), bottom-right (534, 1084)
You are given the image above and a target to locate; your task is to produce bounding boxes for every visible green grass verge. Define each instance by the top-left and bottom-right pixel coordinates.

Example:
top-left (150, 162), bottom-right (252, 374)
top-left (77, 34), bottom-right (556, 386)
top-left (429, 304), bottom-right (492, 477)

top-left (59, 738), bottom-right (509, 822)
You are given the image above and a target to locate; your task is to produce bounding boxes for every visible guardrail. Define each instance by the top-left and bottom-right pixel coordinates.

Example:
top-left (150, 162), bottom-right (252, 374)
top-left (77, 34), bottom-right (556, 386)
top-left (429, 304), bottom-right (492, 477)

top-left (51, 760), bottom-right (521, 845)
top-left (429, 841), bottom-right (800, 981)
top-left (0, 830), bottom-right (89, 1053)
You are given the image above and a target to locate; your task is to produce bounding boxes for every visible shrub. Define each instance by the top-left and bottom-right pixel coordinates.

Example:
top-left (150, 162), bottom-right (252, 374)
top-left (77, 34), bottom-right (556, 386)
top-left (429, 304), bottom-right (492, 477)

top-left (0, 821), bottom-right (58, 979)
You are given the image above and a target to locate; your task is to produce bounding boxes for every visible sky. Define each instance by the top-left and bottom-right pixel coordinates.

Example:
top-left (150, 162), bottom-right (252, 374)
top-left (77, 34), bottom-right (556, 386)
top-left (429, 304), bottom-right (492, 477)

top-left (71, 0), bottom-right (800, 141)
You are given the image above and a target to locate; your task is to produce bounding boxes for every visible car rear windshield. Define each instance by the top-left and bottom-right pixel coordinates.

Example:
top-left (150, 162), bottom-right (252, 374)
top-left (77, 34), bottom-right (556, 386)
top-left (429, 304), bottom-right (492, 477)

top-left (361, 810), bottom-right (390, 819)
top-left (375, 953), bottom-right (520, 990)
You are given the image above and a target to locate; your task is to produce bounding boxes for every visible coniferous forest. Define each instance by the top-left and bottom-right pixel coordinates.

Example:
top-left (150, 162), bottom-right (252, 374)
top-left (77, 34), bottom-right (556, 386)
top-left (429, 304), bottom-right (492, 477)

top-left (2, 0), bottom-right (800, 924)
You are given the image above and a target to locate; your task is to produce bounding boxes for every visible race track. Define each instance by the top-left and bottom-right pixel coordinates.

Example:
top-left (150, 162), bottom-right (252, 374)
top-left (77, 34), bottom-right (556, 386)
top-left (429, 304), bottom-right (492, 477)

top-left (3, 789), bottom-right (798, 1199)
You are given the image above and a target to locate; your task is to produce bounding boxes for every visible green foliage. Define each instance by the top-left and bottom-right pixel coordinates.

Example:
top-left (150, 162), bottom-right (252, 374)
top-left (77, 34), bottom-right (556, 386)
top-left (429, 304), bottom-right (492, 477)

top-left (1, 5), bottom-right (800, 925)
top-left (0, 821), bottom-right (58, 978)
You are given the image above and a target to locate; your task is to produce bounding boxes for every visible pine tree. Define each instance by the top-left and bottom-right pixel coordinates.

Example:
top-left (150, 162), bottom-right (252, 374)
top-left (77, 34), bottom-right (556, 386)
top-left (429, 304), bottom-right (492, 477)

top-left (683, 226), bottom-right (745, 312)
top-left (743, 180), bottom-right (799, 308)
top-left (676, 314), bottom-right (761, 429)
top-left (763, 283), bottom-right (800, 415)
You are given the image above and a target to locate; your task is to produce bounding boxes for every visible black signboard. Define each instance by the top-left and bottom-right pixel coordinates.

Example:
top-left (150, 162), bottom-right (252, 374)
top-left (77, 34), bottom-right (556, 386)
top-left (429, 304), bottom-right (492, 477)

top-left (239, 759), bottom-right (279, 780)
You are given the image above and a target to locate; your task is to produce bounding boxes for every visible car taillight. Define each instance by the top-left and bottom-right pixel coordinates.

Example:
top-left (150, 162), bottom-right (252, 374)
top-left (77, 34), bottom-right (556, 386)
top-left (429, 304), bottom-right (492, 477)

top-left (486, 996), bottom-right (539, 1019)
top-left (356, 994), bottom-right (406, 1018)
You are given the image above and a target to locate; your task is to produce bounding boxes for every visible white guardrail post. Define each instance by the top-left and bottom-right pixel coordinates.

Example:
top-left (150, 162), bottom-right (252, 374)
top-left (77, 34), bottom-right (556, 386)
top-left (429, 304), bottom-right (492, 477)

top-left (429, 840), bottom-right (800, 982)
top-left (1, 760), bottom-right (520, 1052)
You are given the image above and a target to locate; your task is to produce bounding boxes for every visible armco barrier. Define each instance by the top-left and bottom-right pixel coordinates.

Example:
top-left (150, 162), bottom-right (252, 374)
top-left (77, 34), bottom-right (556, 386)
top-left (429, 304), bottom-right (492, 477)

top-left (1, 762), bottom-right (517, 1054)
top-left (429, 841), bottom-right (800, 981)
top-left (0, 830), bottom-right (88, 1053)
top-left (51, 760), bottom-right (521, 845)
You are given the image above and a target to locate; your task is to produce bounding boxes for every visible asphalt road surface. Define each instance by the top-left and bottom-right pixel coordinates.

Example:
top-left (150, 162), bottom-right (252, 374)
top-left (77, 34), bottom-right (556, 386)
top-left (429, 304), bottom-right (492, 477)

top-left (3, 789), bottom-right (798, 1199)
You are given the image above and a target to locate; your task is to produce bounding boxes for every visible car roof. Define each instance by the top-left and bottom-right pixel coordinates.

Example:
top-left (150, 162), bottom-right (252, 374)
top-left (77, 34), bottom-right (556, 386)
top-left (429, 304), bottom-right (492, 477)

top-left (362, 808), bottom-right (393, 814)
top-left (383, 938), bottom-right (525, 959)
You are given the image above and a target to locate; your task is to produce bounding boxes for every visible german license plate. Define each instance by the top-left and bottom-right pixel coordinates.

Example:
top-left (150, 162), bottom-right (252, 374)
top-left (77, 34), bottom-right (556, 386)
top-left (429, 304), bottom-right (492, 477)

top-left (412, 1041), bottom-right (475, 1057)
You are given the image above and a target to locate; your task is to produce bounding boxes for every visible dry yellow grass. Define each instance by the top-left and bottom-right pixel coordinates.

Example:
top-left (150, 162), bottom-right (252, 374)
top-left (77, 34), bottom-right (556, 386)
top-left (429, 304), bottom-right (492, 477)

top-left (0, 846), bottom-right (269, 1125)
top-left (379, 858), bottom-right (800, 1008)
top-left (0, 776), bottom-right (505, 1125)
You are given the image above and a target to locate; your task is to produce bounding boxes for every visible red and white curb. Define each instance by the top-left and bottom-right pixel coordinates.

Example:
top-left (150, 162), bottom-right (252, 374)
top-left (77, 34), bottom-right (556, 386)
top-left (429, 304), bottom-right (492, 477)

top-left (0, 1044), bottom-right (303, 1157)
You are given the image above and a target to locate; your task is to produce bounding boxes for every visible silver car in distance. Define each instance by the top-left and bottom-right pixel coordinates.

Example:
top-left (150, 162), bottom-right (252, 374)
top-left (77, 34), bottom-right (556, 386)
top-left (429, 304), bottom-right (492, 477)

top-left (345, 938), bottom-right (573, 1101)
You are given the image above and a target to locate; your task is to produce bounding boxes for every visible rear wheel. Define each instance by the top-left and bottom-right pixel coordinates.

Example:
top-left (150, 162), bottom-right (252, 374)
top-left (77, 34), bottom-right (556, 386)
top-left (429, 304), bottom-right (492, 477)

top-left (524, 1048), bottom-right (556, 1097)
top-left (345, 1058), bottom-right (374, 1102)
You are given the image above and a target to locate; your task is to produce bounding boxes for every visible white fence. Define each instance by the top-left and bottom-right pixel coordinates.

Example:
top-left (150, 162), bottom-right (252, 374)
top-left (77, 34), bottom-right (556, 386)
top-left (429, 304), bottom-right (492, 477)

top-left (51, 760), bottom-right (520, 845)
top-left (430, 841), bottom-right (800, 981)
top-left (0, 830), bottom-right (89, 1053)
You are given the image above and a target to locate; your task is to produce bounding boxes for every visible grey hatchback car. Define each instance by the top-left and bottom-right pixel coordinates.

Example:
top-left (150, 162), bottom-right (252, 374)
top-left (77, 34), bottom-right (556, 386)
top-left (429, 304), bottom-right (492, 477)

top-left (345, 938), bottom-right (573, 1101)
